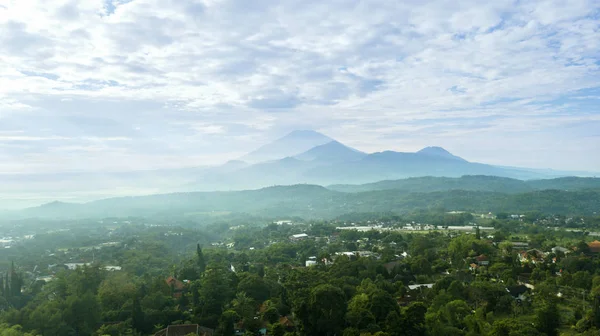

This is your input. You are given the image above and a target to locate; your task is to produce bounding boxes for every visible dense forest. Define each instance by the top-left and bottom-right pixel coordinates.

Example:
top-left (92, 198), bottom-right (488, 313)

top-left (1, 213), bottom-right (600, 335)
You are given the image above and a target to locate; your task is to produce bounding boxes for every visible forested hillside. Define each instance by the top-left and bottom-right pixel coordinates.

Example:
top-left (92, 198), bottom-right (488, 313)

top-left (11, 181), bottom-right (600, 220)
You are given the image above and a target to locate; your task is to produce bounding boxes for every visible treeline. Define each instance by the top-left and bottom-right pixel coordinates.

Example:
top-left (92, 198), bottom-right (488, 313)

top-left (13, 185), bottom-right (600, 220)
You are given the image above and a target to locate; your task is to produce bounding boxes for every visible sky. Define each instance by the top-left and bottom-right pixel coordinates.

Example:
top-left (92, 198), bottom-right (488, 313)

top-left (0, 0), bottom-right (599, 174)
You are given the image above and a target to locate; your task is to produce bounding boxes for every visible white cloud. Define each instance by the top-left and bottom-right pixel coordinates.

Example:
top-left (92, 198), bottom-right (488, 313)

top-left (0, 0), bottom-right (598, 172)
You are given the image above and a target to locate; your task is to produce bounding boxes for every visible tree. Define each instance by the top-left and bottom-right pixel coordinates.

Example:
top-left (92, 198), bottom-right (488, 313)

top-left (197, 244), bottom-right (206, 274)
top-left (268, 323), bottom-right (286, 336)
top-left (216, 310), bottom-right (239, 336)
top-left (131, 295), bottom-right (146, 334)
top-left (232, 292), bottom-right (256, 320)
top-left (98, 272), bottom-right (137, 312)
top-left (0, 324), bottom-right (39, 336)
top-left (402, 302), bottom-right (427, 335)
top-left (369, 290), bottom-right (399, 323)
top-left (198, 268), bottom-right (235, 327)
top-left (576, 241), bottom-right (591, 255)
top-left (535, 300), bottom-right (560, 336)
top-left (237, 274), bottom-right (270, 303)
top-left (489, 319), bottom-right (544, 336)
top-left (301, 284), bottom-right (347, 336)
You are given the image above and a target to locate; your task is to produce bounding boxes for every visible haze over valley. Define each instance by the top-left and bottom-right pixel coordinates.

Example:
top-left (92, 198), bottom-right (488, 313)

top-left (1, 130), bottom-right (598, 211)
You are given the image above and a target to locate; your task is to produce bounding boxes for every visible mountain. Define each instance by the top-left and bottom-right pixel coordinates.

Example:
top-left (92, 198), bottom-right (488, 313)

top-left (188, 144), bottom-right (585, 191)
top-left (1, 130), bottom-right (597, 209)
top-left (241, 130), bottom-right (333, 163)
top-left (417, 146), bottom-right (467, 162)
top-left (328, 175), bottom-right (600, 193)
top-left (328, 175), bottom-right (533, 193)
top-left (11, 179), bottom-right (600, 220)
top-left (301, 149), bottom-right (540, 185)
top-left (295, 141), bottom-right (366, 162)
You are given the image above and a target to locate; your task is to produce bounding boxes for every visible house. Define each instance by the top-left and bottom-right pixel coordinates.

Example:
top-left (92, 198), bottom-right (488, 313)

top-left (290, 233), bottom-right (309, 241)
top-left (506, 285), bottom-right (529, 304)
top-left (589, 241), bottom-right (600, 253)
top-left (305, 256), bottom-right (318, 267)
top-left (104, 266), bottom-right (122, 271)
top-left (154, 324), bottom-right (214, 336)
top-left (511, 242), bottom-right (529, 249)
top-left (279, 316), bottom-right (295, 331)
top-left (551, 246), bottom-right (570, 255)
top-left (166, 276), bottom-right (185, 299)
top-left (476, 255), bottom-right (490, 266)
top-left (64, 263), bottom-right (91, 270)
top-left (407, 284), bottom-right (434, 290)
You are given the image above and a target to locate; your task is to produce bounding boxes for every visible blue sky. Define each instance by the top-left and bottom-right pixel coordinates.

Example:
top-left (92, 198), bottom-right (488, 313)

top-left (0, 0), bottom-right (599, 173)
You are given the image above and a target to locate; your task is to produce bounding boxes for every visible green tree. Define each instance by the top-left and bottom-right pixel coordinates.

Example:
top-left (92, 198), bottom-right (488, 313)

top-left (302, 284), bottom-right (347, 336)
top-left (268, 323), bottom-right (286, 336)
top-left (237, 274), bottom-right (270, 303)
top-left (534, 300), bottom-right (560, 336)
top-left (98, 272), bottom-right (137, 311)
top-left (489, 319), bottom-right (543, 336)
top-left (197, 244), bottom-right (206, 274)
top-left (63, 292), bottom-right (101, 336)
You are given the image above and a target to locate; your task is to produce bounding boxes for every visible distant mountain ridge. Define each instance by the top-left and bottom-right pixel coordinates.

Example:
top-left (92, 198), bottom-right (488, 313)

top-left (328, 175), bottom-right (600, 193)
top-left (295, 141), bottom-right (367, 162)
top-left (417, 146), bottom-right (467, 162)
top-left (1, 129), bottom-right (598, 209)
top-left (240, 130), bottom-right (333, 163)
top-left (8, 176), bottom-right (600, 220)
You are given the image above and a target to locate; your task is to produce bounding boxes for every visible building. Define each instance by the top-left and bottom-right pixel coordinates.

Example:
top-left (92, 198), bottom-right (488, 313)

top-left (408, 284), bottom-right (434, 290)
top-left (551, 246), bottom-right (570, 255)
top-left (511, 242), bottom-right (529, 249)
top-left (275, 220), bottom-right (293, 225)
top-left (290, 233), bottom-right (309, 241)
top-left (166, 276), bottom-right (185, 299)
top-left (104, 266), bottom-right (122, 271)
top-left (476, 255), bottom-right (490, 266)
top-left (589, 241), bottom-right (600, 253)
top-left (305, 256), bottom-right (317, 267)
top-left (154, 324), bottom-right (214, 336)
top-left (506, 285), bottom-right (529, 303)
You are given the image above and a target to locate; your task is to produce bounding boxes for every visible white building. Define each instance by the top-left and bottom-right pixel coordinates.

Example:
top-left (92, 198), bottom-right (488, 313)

top-left (290, 233), bottom-right (309, 241)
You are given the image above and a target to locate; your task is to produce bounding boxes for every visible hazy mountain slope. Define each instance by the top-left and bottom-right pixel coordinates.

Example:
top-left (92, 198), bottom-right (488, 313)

top-left (302, 149), bottom-right (538, 185)
top-left (526, 177), bottom-right (600, 191)
top-left (328, 175), bottom-right (533, 193)
top-left (12, 182), bottom-right (600, 220)
top-left (241, 130), bottom-right (333, 163)
top-left (328, 176), bottom-right (600, 193)
top-left (2, 130), bottom-right (596, 210)
top-left (417, 146), bottom-right (468, 162)
top-left (295, 141), bottom-right (366, 162)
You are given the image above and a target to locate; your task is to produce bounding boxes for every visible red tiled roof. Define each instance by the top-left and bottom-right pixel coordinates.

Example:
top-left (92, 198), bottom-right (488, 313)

top-left (279, 316), bottom-right (294, 327)
top-left (589, 241), bottom-right (600, 252)
top-left (166, 276), bottom-right (185, 291)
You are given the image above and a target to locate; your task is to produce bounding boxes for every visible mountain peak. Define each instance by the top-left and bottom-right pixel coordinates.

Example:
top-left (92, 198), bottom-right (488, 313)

top-left (295, 140), bottom-right (366, 162)
top-left (418, 146), bottom-right (452, 155)
top-left (241, 130), bottom-right (333, 163)
top-left (417, 146), bottom-right (467, 161)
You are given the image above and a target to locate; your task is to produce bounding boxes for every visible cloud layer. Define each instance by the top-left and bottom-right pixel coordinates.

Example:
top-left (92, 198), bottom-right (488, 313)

top-left (0, 0), bottom-right (599, 172)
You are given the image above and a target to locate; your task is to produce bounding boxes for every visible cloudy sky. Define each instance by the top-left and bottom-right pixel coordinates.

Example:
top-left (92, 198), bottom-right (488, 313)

top-left (0, 0), bottom-right (599, 174)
